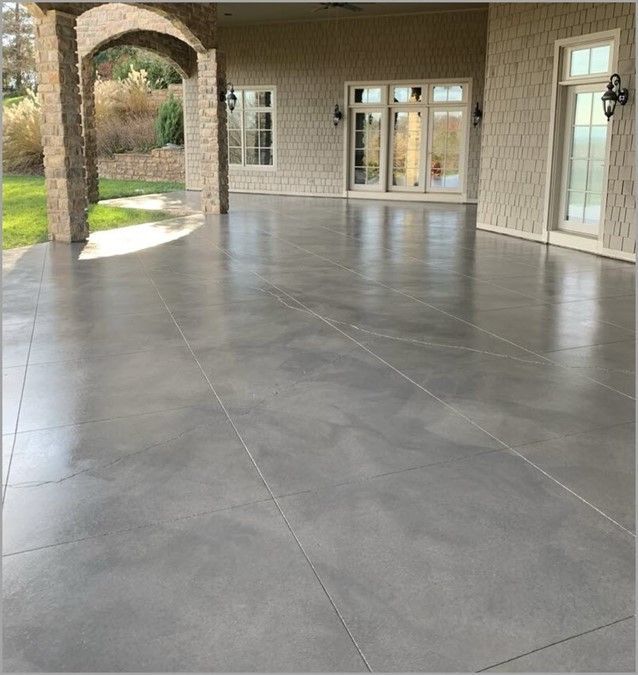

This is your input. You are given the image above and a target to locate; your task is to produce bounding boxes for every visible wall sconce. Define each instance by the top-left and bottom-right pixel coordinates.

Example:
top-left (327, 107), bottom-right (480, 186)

top-left (601, 73), bottom-right (629, 120)
top-left (333, 104), bottom-right (343, 126)
top-left (472, 101), bottom-right (483, 127)
top-left (220, 83), bottom-right (237, 112)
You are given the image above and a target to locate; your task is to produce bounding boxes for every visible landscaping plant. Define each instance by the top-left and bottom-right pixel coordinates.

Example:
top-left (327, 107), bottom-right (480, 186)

top-left (155, 94), bottom-right (184, 147)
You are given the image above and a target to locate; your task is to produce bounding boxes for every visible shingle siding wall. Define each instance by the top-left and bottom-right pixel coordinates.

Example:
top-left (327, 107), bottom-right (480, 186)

top-left (478, 2), bottom-right (635, 255)
top-left (217, 9), bottom-right (488, 199)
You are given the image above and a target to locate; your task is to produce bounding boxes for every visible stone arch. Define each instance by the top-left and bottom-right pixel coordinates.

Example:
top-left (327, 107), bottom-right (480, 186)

top-left (87, 30), bottom-right (197, 79)
top-left (31, 2), bottom-right (227, 242)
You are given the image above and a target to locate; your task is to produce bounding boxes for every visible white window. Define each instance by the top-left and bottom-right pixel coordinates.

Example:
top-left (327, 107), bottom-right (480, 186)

top-left (228, 88), bottom-right (275, 167)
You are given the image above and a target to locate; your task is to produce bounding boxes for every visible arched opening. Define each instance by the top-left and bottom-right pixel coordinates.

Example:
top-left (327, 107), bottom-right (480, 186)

top-left (81, 29), bottom-right (199, 201)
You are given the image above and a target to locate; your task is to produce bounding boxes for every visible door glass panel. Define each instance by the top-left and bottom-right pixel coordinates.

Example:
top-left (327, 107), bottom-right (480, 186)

top-left (353, 111), bottom-right (382, 186)
top-left (391, 110), bottom-right (422, 188)
top-left (562, 89), bottom-right (608, 235)
top-left (430, 109), bottom-right (463, 190)
top-left (569, 160), bottom-right (588, 191)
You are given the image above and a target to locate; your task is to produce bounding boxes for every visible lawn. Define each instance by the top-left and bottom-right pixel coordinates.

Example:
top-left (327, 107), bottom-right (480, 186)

top-left (2, 175), bottom-right (185, 249)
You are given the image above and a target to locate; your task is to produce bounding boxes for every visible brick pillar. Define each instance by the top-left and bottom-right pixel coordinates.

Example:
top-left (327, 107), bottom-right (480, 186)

top-left (80, 56), bottom-right (99, 204)
top-left (183, 75), bottom-right (201, 190)
top-left (35, 10), bottom-right (88, 242)
top-left (197, 49), bottom-right (229, 214)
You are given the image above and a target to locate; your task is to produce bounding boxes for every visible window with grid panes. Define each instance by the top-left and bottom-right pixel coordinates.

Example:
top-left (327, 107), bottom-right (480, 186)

top-left (227, 88), bottom-right (275, 167)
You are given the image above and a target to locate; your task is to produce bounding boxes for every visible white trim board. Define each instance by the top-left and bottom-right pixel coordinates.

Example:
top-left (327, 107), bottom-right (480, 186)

top-left (476, 222), bottom-right (547, 243)
top-left (477, 222), bottom-right (635, 262)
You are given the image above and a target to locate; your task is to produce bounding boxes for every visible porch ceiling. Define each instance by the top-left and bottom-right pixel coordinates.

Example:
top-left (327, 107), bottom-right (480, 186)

top-left (32, 2), bottom-right (488, 23)
top-left (217, 2), bottom-right (488, 25)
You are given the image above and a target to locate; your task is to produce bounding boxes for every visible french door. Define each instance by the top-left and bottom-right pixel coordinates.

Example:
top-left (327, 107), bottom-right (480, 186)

top-left (558, 84), bottom-right (609, 237)
top-left (346, 83), bottom-right (469, 197)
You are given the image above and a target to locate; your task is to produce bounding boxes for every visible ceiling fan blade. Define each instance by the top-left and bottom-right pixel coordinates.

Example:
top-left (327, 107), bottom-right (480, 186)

top-left (341, 3), bottom-right (363, 11)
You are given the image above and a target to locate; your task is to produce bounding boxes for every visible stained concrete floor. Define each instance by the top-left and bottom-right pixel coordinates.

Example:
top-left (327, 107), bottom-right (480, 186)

top-left (2, 193), bottom-right (635, 672)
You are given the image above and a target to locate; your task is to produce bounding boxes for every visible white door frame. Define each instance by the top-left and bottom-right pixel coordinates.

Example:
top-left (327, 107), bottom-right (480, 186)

top-left (542, 28), bottom-right (634, 260)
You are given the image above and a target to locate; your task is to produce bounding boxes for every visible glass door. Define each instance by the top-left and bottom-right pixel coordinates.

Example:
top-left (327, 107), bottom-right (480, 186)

top-left (350, 110), bottom-right (384, 190)
top-left (427, 108), bottom-right (464, 192)
top-left (559, 85), bottom-right (609, 237)
top-left (388, 108), bottom-right (425, 191)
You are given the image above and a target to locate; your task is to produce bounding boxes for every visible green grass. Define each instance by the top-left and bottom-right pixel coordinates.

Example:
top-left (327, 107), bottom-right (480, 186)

top-left (3, 95), bottom-right (25, 108)
top-left (98, 178), bottom-right (184, 200)
top-left (2, 175), bottom-right (183, 249)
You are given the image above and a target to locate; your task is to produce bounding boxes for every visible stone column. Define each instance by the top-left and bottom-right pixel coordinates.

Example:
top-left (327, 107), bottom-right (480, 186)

top-left (197, 49), bottom-right (229, 214)
top-left (80, 56), bottom-right (99, 204)
top-left (183, 75), bottom-right (201, 190)
top-left (35, 10), bottom-right (88, 242)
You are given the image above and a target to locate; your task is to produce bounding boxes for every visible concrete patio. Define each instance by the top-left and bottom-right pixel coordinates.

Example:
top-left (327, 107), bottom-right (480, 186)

top-left (2, 193), bottom-right (635, 671)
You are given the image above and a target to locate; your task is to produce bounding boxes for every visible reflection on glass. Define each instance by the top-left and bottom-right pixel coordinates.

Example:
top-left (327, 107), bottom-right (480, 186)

top-left (392, 86), bottom-right (423, 103)
top-left (392, 111), bottom-right (422, 188)
top-left (354, 87), bottom-right (382, 104)
top-left (432, 85), bottom-right (463, 102)
top-left (570, 48), bottom-right (590, 76)
top-left (353, 111), bottom-right (382, 186)
top-left (245, 111), bottom-right (273, 166)
top-left (569, 45), bottom-right (611, 77)
top-left (430, 110), bottom-right (462, 190)
top-left (563, 90), bottom-right (608, 235)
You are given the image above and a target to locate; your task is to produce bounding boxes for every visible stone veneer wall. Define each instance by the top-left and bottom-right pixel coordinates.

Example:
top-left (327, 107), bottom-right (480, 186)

top-left (216, 8), bottom-right (488, 199)
top-left (98, 147), bottom-right (184, 183)
top-left (478, 2), bottom-right (635, 255)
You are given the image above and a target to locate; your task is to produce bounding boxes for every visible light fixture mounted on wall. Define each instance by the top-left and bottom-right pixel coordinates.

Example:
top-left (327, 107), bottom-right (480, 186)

top-left (472, 101), bottom-right (483, 127)
top-left (220, 83), bottom-right (238, 112)
top-left (333, 104), bottom-right (343, 126)
top-left (601, 73), bottom-right (629, 120)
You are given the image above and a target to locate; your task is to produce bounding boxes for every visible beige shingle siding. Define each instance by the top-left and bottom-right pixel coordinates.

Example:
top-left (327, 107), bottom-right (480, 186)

top-left (478, 2), bottom-right (635, 255)
top-left (217, 9), bottom-right (488, 199)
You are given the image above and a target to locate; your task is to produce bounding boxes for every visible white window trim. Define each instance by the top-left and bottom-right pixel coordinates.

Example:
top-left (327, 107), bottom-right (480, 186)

top-left (228, 85), bottom-right (277, 170)
top-left (343, 78), bottom-right (472, 201)
top-left (542, 30), bottom-right (620, 255)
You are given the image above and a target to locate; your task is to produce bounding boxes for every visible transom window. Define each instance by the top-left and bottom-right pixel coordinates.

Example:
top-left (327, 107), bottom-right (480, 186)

top-left (431, 84), bottom-right (464, 103)
top-left (228, 88), bottom-right (275, 167)
top-left (568, 44), bottom-right (611, 77)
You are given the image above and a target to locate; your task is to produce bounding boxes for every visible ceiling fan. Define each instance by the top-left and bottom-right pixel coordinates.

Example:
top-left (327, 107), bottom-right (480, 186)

top-left (313, 3), bottom-right (363, 13)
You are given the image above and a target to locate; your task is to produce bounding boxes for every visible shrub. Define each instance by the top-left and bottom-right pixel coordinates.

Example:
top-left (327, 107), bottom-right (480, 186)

top-left (155, 95), bottom-right (184, 147)
top-left (113, 51), bottom-right (182, 89)
top-left (95, 69), bottom-right (158, 156)
top-left (2, 90), bottom-right (42, 173)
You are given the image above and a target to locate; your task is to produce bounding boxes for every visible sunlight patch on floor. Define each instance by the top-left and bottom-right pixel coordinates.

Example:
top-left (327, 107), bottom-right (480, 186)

top-left (79, 215), bottom-right (203, 260)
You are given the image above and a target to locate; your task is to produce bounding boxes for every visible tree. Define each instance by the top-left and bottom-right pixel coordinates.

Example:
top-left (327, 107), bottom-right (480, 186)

top-left (2, 3), bottom-right (36, 93)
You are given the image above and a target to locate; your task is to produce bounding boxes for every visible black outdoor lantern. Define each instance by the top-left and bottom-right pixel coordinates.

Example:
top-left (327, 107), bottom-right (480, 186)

top-left (220, 83), bottom-right (237, 112)
top-left (601, 73), bottom-right (629, 120)
top-left (333, 103), bottom-right (343, 126)
top-left (472, 101), bottom-right (483, 127)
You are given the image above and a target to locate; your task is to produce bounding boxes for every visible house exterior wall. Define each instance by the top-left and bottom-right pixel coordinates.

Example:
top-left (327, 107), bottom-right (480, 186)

top-left (477, 2), bottom-right (635, 257)
top-left (217, 8), bottom-right (488, 200)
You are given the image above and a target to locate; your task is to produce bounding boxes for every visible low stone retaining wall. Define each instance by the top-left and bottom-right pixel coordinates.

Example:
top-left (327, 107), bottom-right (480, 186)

top-left (98, 146), bottom-right (184, 183)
